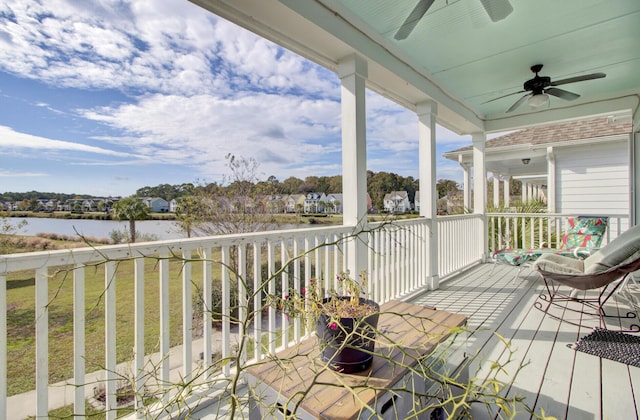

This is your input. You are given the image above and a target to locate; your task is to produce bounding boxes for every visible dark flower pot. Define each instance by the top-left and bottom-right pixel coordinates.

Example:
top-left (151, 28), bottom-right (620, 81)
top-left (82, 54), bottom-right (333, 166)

top-left (316, 297), bottom-right (380, 373)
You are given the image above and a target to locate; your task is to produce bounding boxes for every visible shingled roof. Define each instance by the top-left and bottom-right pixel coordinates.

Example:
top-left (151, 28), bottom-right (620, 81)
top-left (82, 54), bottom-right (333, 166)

top-left (445, 116), bottom-right (632, 154)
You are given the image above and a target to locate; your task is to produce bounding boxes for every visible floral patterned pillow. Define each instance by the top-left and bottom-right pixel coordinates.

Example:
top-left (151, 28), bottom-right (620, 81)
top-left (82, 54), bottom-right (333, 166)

top-left (559, 216), bottom-right (608, 251)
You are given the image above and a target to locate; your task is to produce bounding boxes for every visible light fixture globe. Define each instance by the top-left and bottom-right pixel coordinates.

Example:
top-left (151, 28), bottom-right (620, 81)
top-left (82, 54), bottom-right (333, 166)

top-left (528, 93), bottom-right (549, 108)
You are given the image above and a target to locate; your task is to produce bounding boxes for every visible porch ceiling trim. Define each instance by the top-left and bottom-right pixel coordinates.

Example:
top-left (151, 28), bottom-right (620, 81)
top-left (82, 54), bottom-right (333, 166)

top-left (189, 0), bottom-right (640, 137)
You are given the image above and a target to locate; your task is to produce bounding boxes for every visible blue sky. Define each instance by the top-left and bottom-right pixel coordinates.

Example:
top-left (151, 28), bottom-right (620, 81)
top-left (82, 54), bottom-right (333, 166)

top-left (0, 0), bottom-right (472, 197)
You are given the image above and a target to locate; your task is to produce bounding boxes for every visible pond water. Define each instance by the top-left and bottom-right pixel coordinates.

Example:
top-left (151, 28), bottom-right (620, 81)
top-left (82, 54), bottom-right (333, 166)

top-left (9, 217), bottom-right (307, 241)
top-left (10, 217), bottom-right (184, 241)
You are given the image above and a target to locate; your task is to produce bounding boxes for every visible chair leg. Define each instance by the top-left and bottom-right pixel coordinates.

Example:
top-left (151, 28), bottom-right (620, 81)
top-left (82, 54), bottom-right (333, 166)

top-left (535, 274), bottom-right (640, 332)
top-left (534, 274), bottom-right (557, 315)
top-left (489, 260), bottom-right (498, 277)
top-left (614, 273), bottom-right (640, 309)
top-left (596, 277), bottom-right (640, 332)
top-left (511, 266), bottom-right (522, 283)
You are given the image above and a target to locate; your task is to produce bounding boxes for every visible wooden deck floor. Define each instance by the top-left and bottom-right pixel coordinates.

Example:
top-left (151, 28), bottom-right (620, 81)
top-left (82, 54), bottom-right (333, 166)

top-left (408, 262), bottom-right (640, 419)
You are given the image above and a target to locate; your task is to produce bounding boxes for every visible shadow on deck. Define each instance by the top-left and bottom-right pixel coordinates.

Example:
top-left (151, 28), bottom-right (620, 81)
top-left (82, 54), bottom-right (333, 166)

top-left (189, 262), bottom-right (640, 419)
top-left (407, 262), bottom-right (640, 419)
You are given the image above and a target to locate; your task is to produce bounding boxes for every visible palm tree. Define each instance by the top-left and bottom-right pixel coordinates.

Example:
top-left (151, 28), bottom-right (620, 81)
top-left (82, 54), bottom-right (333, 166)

top-left (112, 196), bottom-right (150, 243)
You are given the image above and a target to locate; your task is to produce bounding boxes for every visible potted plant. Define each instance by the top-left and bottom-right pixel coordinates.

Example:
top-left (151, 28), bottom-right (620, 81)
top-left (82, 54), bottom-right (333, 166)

top-left (274, 271), bottom-right (380, 373)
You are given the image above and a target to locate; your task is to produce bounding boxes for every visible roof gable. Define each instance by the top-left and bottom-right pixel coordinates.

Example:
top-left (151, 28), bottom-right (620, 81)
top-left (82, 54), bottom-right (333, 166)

top-left (445, 116), bottom-right (632, 155)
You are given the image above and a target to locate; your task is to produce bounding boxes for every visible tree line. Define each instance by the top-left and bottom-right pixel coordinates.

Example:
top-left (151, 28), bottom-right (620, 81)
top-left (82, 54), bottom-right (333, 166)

top-left (1, 154), bottom-right (464, 214)
top-left (133, 172), bottom-right (460, 212)
top-left (0, 191), bottom-right (97, 203)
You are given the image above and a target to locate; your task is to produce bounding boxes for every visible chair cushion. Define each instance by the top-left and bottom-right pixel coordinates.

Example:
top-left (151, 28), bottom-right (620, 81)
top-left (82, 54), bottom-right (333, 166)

top-left (493, 216), bottom-right (608, 267)
top-left (559, 216), bottom-right (608, 251)
top-left (584, 223), bottom-right (640, 273)
top-left (492, 249), bottom-right (532, 266)
top-left (532, 253), bottom-right (585, 274)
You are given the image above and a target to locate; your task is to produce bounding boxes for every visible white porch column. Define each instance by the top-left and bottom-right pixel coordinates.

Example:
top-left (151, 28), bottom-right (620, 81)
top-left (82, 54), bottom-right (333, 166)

top-left (472, 132), bottom-right (488, 260)
top-left (528, 183), bottom-right (534, 201)
top-left (338, 55), bottom-right (368, 275)
top-left (521, 181), bottom-right (527, 202)
top-left (503, 176), bottom-right (511, 207)
top-left (493, 176), bottom-right (500, 207)
top-left (632, 130), bottom-right (639, 225)
top-left (459, 155), bottom-right (471, 210)
top-left (417, 101), bottom-right (439, 290)
top-left (472, 133), bottom-right (487, 213)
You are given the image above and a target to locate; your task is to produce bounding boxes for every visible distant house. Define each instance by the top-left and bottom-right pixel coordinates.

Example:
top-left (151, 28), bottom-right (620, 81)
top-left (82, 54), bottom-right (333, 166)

top-left (65, 199), bottom-right (84, 212)
top-left (285, 194), bottom-right (306, 213)
top-left (383, 191), bottom-right (410, 213)
top-left (304, 192), bottom-right (327, 213)
top-left (414, 191), bottom-right (420, 212)
top-left (443, 190), bottom-right (464, 215)
top-left (142, 197), bottom-right (169, 213)
top-left (325, 193), bottom-right (343, 213)
top-left (263, 195), bottom-right (286, 214)
top-left (169, 199), bottom-right (179, 213)
top-left (82, 199), bottom-right (97, 212)
top-left (44, 199), bottom-right (57, 211)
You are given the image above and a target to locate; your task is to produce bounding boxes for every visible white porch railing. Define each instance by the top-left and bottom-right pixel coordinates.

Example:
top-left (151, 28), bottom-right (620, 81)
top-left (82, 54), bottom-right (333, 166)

top-left (0, 216), bottom-right (486, 419)
top-left (486, 212), bottom-right (629, 252)
top-left (7, 211), bottom-right (625, 417)
top-left (437, 214), bottom-right (485, 279)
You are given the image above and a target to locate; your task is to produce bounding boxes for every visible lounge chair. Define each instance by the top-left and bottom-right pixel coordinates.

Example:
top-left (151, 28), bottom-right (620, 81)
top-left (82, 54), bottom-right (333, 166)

top-left (532, 223), bottom-right (640, 332)
top-left (491, 216), bottom-right (608, 281)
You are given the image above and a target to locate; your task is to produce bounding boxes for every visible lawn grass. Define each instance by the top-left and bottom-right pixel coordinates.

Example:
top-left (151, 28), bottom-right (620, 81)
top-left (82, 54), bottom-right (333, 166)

top-left (6, 254), bottom-right (217, 397)
top-left (27, 400), bottom-right (122, 419)
top-left (3, 218), bottom-right (350, 402)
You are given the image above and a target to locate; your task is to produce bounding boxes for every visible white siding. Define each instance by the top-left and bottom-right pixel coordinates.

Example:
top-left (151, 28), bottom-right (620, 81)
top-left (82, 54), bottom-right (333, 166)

top-left (555, 139), bottom-right (630, 229)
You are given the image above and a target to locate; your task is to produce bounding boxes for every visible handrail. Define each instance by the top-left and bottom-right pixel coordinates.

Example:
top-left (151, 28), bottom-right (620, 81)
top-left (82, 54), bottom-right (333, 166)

top-left (0, 215), bottom-right (487, 418)
top-left (2, 212), bottom-right (629, 417)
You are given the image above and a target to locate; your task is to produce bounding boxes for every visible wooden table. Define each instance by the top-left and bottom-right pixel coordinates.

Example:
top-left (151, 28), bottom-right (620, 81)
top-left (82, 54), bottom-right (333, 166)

top-left (247, 300), bottom-right (468, 419)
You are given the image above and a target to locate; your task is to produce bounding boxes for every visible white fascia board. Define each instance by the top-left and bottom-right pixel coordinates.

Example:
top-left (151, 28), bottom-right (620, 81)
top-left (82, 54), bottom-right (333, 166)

top-left (444, 132), bottom-right (630, 163)
top-left (484, 95), bottom-right (639, 133)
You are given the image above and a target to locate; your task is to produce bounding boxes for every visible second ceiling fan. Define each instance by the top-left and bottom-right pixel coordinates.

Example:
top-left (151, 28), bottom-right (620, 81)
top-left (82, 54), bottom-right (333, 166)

top-left (484, 64), bottom-right (607, 113)
top-left (394, 0), bottom-right (513, 40)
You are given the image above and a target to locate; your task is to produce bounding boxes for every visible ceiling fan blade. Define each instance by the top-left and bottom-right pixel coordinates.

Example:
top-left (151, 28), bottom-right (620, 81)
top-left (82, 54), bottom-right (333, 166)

top-left (506, 94), bottom-right (530, 113)
top-left (551, 72), bottom-right (606, 86)
top-left (479, 0), bottom-right (513, 22)
top-left (394, 0), bottom-right (436, 40)
top-left (545, 87), bottom-right (580, 101)
top-left (482, 89), bottom-right (526, 104)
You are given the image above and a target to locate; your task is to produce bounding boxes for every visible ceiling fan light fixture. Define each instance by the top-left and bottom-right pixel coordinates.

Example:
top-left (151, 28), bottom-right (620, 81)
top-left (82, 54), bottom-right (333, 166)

top-left (528, 93), bottom-right (549, 108)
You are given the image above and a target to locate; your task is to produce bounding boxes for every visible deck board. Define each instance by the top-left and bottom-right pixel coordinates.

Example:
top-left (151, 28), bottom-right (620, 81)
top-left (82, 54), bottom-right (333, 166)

top-left (195, 262), bottom-right (640, 419)
top-left (533, 299), bottom-right (581, 419)
top-left (568, 350), bottom-right (601, 418)
top-left (602, 359), bottom-right (636, 419)
top-left (629, 366), bottom-right (640, 415)
top-left (408, 263), bottom-right (640, 420)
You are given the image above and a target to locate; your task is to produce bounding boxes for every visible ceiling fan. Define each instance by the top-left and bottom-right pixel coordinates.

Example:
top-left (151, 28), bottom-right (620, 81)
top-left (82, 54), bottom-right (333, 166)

top-left (485, 64), bottom-right (607, 113)
top-left (394, 0), bottom-right (513, 40)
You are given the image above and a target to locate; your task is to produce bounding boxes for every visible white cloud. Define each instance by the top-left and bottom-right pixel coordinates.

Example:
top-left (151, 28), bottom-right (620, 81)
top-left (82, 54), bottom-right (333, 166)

top-left (79, 91), bottom-right (342, 180)
top-left (0, 0), bottom-right (467, 193)
top-left (0, 0), bottom-right (337, 98)
top-left (0, 125), bottom-right (136, 157)
top-left (0, 170), bottom-right (47, 177)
